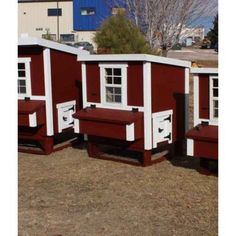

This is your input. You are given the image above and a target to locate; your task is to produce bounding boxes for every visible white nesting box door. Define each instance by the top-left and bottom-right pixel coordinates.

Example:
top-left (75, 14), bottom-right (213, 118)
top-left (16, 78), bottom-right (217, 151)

top-left (56, 101), bottom-right (76, 133)
top-left (152, 109), bottom-right (173, 148)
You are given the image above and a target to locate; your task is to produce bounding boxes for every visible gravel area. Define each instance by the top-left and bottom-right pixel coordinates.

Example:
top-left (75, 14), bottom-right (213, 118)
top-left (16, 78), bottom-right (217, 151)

top-left (19, 148), bottom-right (218, 236)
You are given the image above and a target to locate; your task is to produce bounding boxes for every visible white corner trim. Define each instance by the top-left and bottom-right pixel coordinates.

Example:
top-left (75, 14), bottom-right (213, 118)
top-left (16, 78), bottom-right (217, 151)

top-left (43, 48), bottom-right (54, 136)
top-left (82, 62), bottom-right (87, 108)
top-left (74, 119), bottom-right (80, 134)
top-left (143, 62), bottom-right (152, 150)
top-left (191, 67), bottom-right (218, 74)
top-left (126, 123), bottom-right (135, 141)
top-left (29, 112), bottom-right (37, 127)
top-left (187, 139), bottom-right (194, 156)
top-left (185, 68), bottom-right (190, 94)
top-left (193, 75), bottom-right (199, 126)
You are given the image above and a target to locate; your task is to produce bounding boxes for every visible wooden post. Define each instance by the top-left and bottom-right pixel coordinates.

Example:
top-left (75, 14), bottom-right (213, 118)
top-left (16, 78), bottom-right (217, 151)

top-left (87, 142), bottom-right (100, 158)
top-left (143, 150), bottom-right (152, 167)
top-left (43, 137), bottom-right (54, 154)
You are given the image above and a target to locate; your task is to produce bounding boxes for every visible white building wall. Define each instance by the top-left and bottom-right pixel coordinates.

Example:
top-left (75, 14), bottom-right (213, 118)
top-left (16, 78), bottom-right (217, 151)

top-left (18, 1), bottom-right (74, 41)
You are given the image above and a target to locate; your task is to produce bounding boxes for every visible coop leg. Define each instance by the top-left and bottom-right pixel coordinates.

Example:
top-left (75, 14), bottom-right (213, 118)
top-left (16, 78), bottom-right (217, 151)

top-left (143, 150), bottom-right (152, 167)
top-left (43, 136), bottom-right (54, 155)
top-left (87, 142), bottom-right (100, 158)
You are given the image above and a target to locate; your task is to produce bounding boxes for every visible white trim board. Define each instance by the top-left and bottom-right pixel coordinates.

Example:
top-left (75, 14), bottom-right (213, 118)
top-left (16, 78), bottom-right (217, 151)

top-left (43, 48), bottom-right (54, 136)
top-left (191, 68), bottom-right (218, 74)
top-left (143, 62), bottom-right (152, 150)
top-left (187, 139), bottom-right (194, 156)
top-left (18, 36), bottom-right (89, 56)
top-left (78, 54), bottom-right (191, 68)
top-left (126, 123), bottom-right (135, 141)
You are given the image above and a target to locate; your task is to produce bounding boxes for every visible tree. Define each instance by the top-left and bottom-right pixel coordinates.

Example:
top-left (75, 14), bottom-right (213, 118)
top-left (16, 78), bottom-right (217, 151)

top-left (106, 0), bottom-right (218, 55)
top-left (207, 13), bottom-right (218, 48)
top-left (94, 12), bottom-right (152, 54)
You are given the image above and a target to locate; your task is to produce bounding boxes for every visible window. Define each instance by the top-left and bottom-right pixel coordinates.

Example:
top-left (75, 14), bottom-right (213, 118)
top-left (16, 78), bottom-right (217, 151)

top-left (210, 76), bottom-right (218, 120)
top-left (80, 7), bottom-right (96, 16)
top-left (18, 58), bottom-right (31, 98)
top-left (60, 34), bottom-right (75, 42)
top-left (100, 63), bottom-right (128, 107)
top-left (42, 34), bottom-right (56, 41)
top-left (48, 8), bottom-right (62, 16)
top-left (105, 68), bottom-right (122, 103)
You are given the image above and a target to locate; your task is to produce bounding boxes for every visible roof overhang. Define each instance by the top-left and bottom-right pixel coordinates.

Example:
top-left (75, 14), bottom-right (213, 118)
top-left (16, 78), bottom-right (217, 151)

top-left (18, 36), bottom-right (89, 56)
top-left (191, 68), bottom-right (218, 74)
top-left (77, 54), bottom-right (191, 68)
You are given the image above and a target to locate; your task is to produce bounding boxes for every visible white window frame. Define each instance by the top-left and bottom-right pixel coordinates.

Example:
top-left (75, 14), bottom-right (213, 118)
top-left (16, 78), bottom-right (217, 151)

top-left (209, 75), bottom-right (218, 122)
top-left (18, 57), bottom-right (32, 99)
top-left (99, 63), bottom-right (128, 108)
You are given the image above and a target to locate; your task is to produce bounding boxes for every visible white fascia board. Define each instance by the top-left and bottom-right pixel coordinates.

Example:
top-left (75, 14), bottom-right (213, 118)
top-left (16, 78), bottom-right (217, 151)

top-left (191, 68), bottom-right (218, 74)
top-left (18, 36), bottom-right (89, 56)
top-left (77, 54), bottom-right (191, 68)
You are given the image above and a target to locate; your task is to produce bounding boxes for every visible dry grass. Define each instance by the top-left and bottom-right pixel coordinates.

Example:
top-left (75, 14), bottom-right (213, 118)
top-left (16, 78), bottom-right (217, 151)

top-left (19, 148), bottom-right (217, 236)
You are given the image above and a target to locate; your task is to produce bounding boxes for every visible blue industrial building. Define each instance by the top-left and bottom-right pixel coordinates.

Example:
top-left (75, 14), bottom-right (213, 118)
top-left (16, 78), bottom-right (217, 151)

top-left (73, 0), bottom-right (125, 31)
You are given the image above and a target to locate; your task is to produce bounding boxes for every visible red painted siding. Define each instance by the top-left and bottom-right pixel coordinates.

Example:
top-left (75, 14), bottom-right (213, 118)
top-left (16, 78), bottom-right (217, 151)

top-left (18, 46), bottom-right (45, 96)
top-left (199, 75), bottom-right (209, 119)
top-left (194, 140), bottom-right (218, 160)
top-left (86, 62), bottom-right (101, 103)
top-left (50, 49), bottom-right (82, 134)
top-left (127, 62), bottom-right (143, 106)
top-left (151, 63), bottom-right (185, 142)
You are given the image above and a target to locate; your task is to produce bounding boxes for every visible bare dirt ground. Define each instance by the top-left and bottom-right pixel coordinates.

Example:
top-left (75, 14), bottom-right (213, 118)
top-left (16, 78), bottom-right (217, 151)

top-left (18, 56), bottom-right (218, 236)
top-left (167, 48), bottom-right (218, 63)
top-left (19, 148), bottom-right (218, 236)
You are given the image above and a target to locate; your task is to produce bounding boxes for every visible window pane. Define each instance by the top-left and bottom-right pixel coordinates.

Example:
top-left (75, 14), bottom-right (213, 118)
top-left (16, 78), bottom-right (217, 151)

top-left (18, 80), bottom-right (26, 86)
top-left (114, 77), bottom-right (121, 84)
top-left (106, 94), bottom-right (113, 102)
top-left (214, 100), bottom-right (218, 108)
top-left (19, 87), bottom-right (26, 94)
top-left (214, 109), bottom-right (218, 118)
top-left (114, 87), bottom-right (121, 95)
top-left (105, 68), bottom-right (112, 76)
top-left (114, 68), bottom-right (121, 76)
top-left (213, 79), bottom-right (218, 87)
top-left (48, 8), bottom-right (62, 16)
top-left (18, 71), bottom-right (26, 77)
top-left (18, 63), bottom-right (25, 70)
top-left (106, 77), bottom-right (112, 84)
top-left (60, 34), bottom-right (74, 42)
top-left (81, 8), bottom-right (95, 15)
top-left (213, 88), bottom-right (218, 97)
top-left (114, 95), bottom-right (121, 103)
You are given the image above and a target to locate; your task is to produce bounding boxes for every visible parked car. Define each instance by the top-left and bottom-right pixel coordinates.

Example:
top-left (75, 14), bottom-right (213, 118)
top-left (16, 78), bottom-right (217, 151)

top-left (73, 42), bottom-right (94, 54)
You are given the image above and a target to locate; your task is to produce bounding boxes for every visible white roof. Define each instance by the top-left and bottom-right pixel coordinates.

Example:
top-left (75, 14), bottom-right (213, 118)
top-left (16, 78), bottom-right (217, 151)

top-left (77, 54), bottom-right (191, 68)
top-left (191, 68), bottom-right (218, 74)
top-left (18, 36), bottom-right (89, 56)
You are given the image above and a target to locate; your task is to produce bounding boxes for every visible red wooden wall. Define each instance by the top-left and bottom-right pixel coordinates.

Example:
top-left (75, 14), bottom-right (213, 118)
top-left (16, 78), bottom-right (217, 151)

top-left (85, 62), bottom-right (144, 107)
top-left (151, 63), bottom-right (185, 142)
top-left (18, 46), bottom-right (45, 96)
top-left (50, 49), bottom-right (82, 135)
top-left (198, 74), bottom-right (210, 119)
